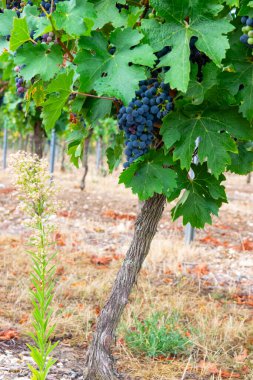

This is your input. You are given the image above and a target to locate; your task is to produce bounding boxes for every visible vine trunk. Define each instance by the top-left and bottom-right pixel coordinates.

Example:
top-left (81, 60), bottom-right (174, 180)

top-left (83, 193), bottom-right (166, 380)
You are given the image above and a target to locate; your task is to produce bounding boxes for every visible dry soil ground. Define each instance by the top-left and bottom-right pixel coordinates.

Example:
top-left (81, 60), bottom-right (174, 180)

top-left (0, 160), bottom-right (252, 379)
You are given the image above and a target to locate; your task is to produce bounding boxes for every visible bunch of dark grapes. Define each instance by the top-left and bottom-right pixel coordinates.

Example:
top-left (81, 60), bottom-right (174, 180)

top-left (6, 0), bottom-right (21, 9)
top-left (118, 79), bottom-right (173, 168)
top-left (189, 36), bottom-right (210, 82)
top-left (240, 16), bottom-right (253, 48)
top-left (14, 66), bottom-right (26, 97)
top-left (5, 0), bottom-right (22, 17)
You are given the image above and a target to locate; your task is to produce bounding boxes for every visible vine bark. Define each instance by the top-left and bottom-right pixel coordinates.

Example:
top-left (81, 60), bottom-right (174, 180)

top-left (83, 193), bottom-right (166, 380)
top-left (80, 128), bottom-right (93, 190)
top-left (33, 120), bottom-right (45, 159)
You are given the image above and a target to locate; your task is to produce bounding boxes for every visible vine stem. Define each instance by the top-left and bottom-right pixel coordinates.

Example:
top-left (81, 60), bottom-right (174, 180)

top-left (72, 91), bottom-right (117, 101)
top-left (40, 5), bottom-right (74, 62)
top-left (135, 0), bottom-right (150, 26)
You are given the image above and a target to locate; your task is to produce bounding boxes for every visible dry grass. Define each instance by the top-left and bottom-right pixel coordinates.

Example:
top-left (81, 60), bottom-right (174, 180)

top-left (0, 163), bottom-right (252, 379)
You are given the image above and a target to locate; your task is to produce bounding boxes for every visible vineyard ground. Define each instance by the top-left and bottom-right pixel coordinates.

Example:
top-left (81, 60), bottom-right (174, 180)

top-left (0, 159), bottom-right (252, 379)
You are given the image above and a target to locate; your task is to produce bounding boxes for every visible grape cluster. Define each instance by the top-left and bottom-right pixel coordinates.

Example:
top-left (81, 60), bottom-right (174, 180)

top-left (14, 66), bottom-right (26, 97)
top-left (118, 79), bottom-right (173, 168)
top-left (42, 32), bottom-right (55, 43)
top-left (4, 0), bottom-right (22, 17)
top-left (6, 0), bottom-right (21, 9)
top-left (240, 16), bottom-right (253, 48)
top-left (189, 37), bottom-right (210, 81)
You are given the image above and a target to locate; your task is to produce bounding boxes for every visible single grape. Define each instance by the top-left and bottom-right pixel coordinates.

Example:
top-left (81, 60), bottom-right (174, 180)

top-left (246, 17), bottom-right (253, 26)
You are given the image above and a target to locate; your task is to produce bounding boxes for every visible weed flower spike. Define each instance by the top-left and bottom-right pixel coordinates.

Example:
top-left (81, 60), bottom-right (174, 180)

top-left (11, 151), bottom-right (59, 380)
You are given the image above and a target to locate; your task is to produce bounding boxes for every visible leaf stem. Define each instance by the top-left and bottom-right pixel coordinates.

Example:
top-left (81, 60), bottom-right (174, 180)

top-left (72, 91), bottom-right (116, 101)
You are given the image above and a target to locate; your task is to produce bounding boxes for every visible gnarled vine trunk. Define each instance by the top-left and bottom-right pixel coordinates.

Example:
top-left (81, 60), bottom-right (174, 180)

top-left (60, 141), bottom-right (66, 172)
top-left (33, 120), bottom-right (44, 159)
top-left (83, 193), bottom-right (166, 380)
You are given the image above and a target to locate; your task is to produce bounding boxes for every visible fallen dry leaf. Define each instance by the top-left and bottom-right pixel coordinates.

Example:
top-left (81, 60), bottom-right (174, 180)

top-left (196, 360), bottom-right (242, 378)
top-left (197, 360), bottom-right (219, 374)
top-left (56, 266), bottom-right (65, 276)
top-left (19, 315), bottom-right (28, 325)
top-left (91, 255), bottom-right (112, 266)
top-left (93, 305), bottom-right (101, 316)
top-left (55, 232), bottom-right (66, 247)
top-left (188, 264), bottom-right (210, 276)
top-left (102, 209), bottom-right (136, 221)
top-left (57, 210), bottom-right (76, 218)
top-left (220, 370), bottom-right (241, 378)
top-left (232, 294), bottom-right (253, 307)
top-left (199, 235), bottom-right (229, 248)
top-left (0, 329), bottom-right (19, 341)
top-left (0, 187), bottom-right (16, 195)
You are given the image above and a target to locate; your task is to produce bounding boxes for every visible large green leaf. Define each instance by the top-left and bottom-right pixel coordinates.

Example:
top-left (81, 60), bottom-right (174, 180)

top-left (119, 150), bottom-right (177, 200)
top-left (172, 164), bottom-right (227, 228)
top-left (53, 0), bottom-right (96, 36)
top-left (228, 142), bottom-right (253, 174)
top-left (75, 29), bottom-right (156, 103)
top-left (221, 31), bottom-right (253, 121)
top-left (161, 107), bottom-right (253, 177)
top-left (15, 43), bottom-right (62, 81)
top-left (141, 0), bottom-right (234, 92)
top-left (0, 10), bottom-right (16, 36)
top-left (91, 0), bottom-right (126, 29)
top-left (42, 71), bottom-right (74, 132)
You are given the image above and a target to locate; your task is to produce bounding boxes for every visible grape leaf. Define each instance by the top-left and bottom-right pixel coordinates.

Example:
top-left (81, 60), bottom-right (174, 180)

top-left (85, 98), bottom-right (112, 125)
top-left (22, 4), bottom-right (51, 38)
top-left (10, 18), bottom-right (30, 51)
top-left (119, 150), bottom-right (177, 200)
top-left (107, 132), bottom-right (124, 173)
top-left (172, 164), bottom-right (227, 228)
top-left (221, 35), bottom-right (253, 121)
top-left (42, 71), bottom-right (74, 132)
top-left (161, 106), bottom-right (253, 177)
top-left (15, 44), bottom-right (62, 81)
top-left (75, 29), bottom-right (156, 103)
top-left (228, 142), bottom-right (253, 174)
top-left (186, 63), bottom-right (219, 105)
top-left (238, 0), bottom-right (253, 17)
top-left (53, 0), bottom-right (96, 36)
top-left (92, 0), bottom-right (126, 29)
top-left (224, 0), bottom-right (239, 6)
top-left (0, 10), bottom-right (16, 36)
top-left (26, 80), bottom-right (45, 113)
top-left (141, 0), bottom-right (234, 92)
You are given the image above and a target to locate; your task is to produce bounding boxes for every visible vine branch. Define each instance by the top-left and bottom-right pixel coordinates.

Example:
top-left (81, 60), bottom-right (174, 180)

top-left (40, 4), bottom-right (74, 62)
